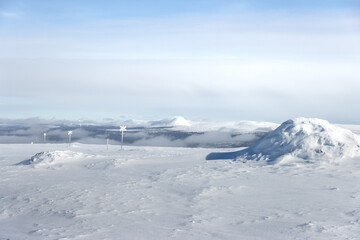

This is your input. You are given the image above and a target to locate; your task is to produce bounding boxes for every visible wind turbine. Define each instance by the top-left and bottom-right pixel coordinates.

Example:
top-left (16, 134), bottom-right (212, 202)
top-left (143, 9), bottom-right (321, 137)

top-left (68, 131), bottom-right (73, 147)
top-left (105, 130), bottom-right (110, 151)
top-left (120, 126), bottom-right (126, 150)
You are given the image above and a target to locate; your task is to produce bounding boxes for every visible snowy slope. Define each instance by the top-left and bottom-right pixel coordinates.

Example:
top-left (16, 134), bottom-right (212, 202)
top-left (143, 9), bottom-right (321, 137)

top-left (207, 118), bottom-right (360, 165)
top-left (0, 144), bottom-right (360, 240)
top-left (246, 118), bottom-right (360, 163)
top-left (0, 143), bottom-right (360, 239)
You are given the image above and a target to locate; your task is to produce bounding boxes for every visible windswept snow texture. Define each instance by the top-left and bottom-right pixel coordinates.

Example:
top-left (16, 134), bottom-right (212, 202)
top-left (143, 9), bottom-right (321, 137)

top-left (17, 150), bottom-right (91, 169)
top-left (0, 143), bottom-right (360, 239)
top-left (208, 118), bottom-right (360, 165)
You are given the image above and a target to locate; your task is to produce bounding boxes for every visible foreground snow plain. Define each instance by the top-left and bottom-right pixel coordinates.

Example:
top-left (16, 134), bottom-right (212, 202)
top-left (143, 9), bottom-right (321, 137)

top-left (1, 143), bottom-right (360, 239)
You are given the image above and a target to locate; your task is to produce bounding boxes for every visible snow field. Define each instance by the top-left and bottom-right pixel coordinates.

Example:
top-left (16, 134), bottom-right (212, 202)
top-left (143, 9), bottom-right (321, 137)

top-left (0, 143), bottom-right (360, 239)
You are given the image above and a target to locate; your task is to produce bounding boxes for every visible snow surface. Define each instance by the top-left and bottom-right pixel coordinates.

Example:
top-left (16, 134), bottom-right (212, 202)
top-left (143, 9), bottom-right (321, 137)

top-left (1, 143), bottom-right (360, 239)
top-left (208, 118), bottom-right (360, 165)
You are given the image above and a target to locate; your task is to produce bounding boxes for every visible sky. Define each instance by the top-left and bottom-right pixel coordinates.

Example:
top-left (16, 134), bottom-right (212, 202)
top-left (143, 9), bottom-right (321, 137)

top-left (0, 0), bottom-right (360, 123)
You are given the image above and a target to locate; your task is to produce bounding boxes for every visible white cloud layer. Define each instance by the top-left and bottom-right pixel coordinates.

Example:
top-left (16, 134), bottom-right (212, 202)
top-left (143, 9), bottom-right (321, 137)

top-left (0, 6), bottom-right (359, 123)
top-left (1, 9), bottom-right (359, 59)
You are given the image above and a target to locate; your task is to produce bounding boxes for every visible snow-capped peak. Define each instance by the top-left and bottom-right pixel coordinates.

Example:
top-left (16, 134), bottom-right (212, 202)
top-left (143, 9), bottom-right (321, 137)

top-left (170, 116), bottom-right (191, 126)
top-left (150, 116), bottom-right (191, 127)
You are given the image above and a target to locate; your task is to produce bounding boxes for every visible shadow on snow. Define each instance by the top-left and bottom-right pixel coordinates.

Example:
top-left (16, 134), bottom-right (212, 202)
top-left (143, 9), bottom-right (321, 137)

top-left (206, 149), bottom-right (246, 161)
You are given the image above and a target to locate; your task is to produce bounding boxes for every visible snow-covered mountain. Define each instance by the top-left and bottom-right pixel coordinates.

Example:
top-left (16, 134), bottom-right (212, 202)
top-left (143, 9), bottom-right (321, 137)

top-left (239, 118), bottom-right (360, 163)
top-left (207, 118), bottom-right (360, 164)
top-left (149, 116), bottom-right (192, 127)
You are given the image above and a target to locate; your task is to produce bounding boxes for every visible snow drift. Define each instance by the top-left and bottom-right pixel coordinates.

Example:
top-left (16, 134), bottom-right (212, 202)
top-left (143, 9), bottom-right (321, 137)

top-left (207, 118), bottom-right (360, 164)
top-left (17, 150), bottom-right (88, 168)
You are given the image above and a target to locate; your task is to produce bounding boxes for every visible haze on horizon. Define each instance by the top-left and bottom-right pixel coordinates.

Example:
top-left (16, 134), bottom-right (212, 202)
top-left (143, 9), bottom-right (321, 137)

top-left (1, 0), bottom-right (359, 124)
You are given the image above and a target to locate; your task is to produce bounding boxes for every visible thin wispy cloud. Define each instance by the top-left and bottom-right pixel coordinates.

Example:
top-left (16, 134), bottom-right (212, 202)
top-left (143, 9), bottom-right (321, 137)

top-left (0, 11), bottom-right (20, 18)
top-left (1, 9), bottom-right (359, 59)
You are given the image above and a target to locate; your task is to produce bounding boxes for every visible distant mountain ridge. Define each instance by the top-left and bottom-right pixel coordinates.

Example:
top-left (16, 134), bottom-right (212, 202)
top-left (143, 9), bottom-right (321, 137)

top-left (149, 116), bottom-right (192, 127)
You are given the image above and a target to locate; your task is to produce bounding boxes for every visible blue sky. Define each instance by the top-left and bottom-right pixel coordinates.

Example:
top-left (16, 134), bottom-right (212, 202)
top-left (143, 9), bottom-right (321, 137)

top-left (0, 0), bottom-right (360, 123)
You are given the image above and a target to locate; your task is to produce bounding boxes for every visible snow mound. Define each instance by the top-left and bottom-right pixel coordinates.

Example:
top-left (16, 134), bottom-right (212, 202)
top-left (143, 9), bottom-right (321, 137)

top-left (18, 150), bottom-right (87, 167)
top-left (237, 118), bottom-right (360, 164)
top-left (240, 118), bottom-right (360, 163)
top-left (150, 116), bottom-right (191, 127)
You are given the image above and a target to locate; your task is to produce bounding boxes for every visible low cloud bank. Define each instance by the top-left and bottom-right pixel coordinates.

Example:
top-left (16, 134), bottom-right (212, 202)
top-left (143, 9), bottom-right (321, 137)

top-left (0, 118), bottom-right (276, 148)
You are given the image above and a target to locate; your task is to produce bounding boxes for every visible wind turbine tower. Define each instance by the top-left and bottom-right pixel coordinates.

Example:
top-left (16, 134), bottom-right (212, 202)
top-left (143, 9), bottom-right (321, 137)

top-left (120, 126), bottom-right (126, 150)
top-left (68, 131), bottom-right (73, 147)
